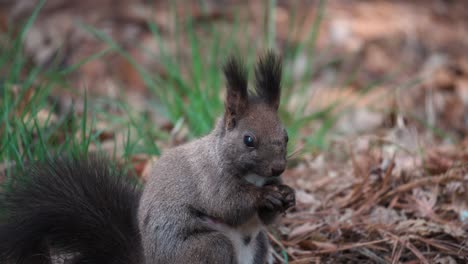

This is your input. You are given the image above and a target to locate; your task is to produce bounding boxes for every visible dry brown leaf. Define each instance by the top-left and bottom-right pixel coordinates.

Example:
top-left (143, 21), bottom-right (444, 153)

top-left (298, 240), bottom-right (338, 251)
top-left (288, 222), bottom-right (323, 240)
top-left (368, 206), bottom-right (405, 226)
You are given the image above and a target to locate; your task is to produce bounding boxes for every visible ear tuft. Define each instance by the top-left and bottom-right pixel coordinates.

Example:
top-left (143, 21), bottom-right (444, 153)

top-left (254, 50), bottom-right (282, 110)
top-left (223, 56), bottom-right (248, 97)
top-left (223, 55), bottom-right (248, 129)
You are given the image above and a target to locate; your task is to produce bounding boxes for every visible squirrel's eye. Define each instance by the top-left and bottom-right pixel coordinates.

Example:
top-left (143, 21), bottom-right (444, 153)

top-left (285, 134), bottom-right (289, 143)
top-left (243, 135), bottom-right (255, 147)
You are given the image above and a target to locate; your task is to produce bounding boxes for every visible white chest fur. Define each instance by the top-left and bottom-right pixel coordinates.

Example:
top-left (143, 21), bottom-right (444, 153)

top-left (245, 173), bottom-right (268, 187)
top-left (211, 216), bottom-right (263, 264)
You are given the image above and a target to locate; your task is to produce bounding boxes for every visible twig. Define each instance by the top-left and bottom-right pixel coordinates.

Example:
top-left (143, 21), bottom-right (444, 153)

top-left (405, 241), bottom-right (429, 264)
top-left (384, 167), bottom-right (466, 199)
top-left (267, 232), bottom-right (290, 262)
top-left (353, 247), bottom-right (389, 264)
top-left (315, 239), bottom-right (389, 254)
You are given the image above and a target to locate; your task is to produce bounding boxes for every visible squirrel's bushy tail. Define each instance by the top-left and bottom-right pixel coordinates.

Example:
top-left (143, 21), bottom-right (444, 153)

top-left (0, 156), bottom-right (142, 264)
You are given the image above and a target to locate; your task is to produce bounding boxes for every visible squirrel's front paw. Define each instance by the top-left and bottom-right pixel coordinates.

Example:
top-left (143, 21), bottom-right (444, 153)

top-left (260, 185), bottom-right (284, 211)
top-left (276, 184), bottom-right (295, 211)
top-left (260, 185), bottom-right (295, 212)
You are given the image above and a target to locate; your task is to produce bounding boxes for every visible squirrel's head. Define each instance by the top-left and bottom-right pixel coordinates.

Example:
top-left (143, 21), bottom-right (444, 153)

top-left (217, 51), bottom-right (287, 181)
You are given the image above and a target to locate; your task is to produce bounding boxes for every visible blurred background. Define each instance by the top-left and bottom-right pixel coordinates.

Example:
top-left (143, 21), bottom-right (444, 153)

top-left (0, 0), bottom-right (467, 263)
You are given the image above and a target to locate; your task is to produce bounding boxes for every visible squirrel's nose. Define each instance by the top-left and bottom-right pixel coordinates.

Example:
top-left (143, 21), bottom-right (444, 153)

top-left (271, 161), bottom-right (286, 177)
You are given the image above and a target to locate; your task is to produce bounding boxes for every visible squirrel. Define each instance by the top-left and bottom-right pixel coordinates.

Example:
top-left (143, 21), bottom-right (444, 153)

top-left (0, 51), bottom-right (295, 264)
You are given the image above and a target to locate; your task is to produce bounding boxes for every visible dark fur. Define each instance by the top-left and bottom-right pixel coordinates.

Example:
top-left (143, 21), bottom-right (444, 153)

top-left (0, 51), bottom-right (294, 264)
top-left (223, 55), bottom-right (248, 101)
top-left (253, 232), bottom-right (269, 264)
top-left (138, 51), bottom-right (295, 263)
top-left (254, 51), bottom-right (282, 110)
top-left (223, 55), bottom-right (249, 130)
top-left (0, 156), bottom-right (142, 264)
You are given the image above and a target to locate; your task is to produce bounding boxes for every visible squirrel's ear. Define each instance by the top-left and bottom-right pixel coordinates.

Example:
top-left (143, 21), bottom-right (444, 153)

top-left (223, 55), bottom-right (248, 130)
top-left (254, 51), bottom-right (282, 110)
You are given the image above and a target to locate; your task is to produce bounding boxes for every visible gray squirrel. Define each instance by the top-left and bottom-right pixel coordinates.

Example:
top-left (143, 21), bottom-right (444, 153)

top-left (0, 51), bottom-right (295, 264)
